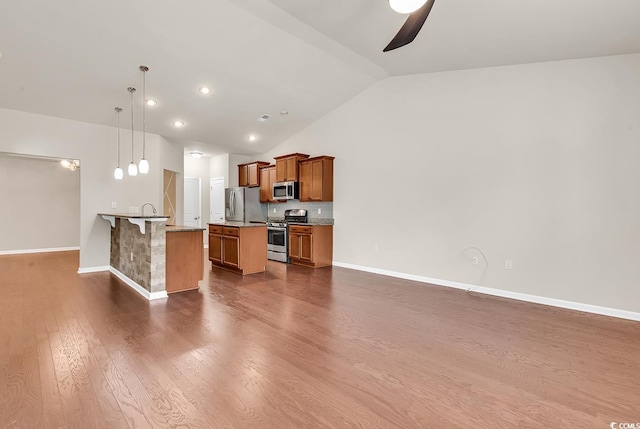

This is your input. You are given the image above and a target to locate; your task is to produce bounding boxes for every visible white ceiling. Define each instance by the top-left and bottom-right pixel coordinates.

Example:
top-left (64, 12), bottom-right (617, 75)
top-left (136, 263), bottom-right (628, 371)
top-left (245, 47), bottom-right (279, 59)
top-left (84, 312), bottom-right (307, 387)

top-left (1, 0), bottom-right (640, 156)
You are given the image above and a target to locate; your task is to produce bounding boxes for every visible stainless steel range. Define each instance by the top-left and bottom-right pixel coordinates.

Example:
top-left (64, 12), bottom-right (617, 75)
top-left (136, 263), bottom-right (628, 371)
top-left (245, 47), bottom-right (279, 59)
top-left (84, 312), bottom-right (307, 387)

top-left (266, 209), bottom-right (308, 263)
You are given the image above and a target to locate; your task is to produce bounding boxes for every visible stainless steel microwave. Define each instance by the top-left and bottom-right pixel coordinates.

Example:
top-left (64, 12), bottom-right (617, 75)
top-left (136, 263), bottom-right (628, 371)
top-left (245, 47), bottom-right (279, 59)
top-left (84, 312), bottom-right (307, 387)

top-left (273, 181), bottom-right (299, 201)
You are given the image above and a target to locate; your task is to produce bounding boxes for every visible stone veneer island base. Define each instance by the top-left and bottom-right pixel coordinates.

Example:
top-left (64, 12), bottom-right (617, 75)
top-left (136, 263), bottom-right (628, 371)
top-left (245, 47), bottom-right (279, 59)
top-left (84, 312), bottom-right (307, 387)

top-left (100, 214), bottom-right (170, 300)
top-left (100, 214), bottom-right (206, 300)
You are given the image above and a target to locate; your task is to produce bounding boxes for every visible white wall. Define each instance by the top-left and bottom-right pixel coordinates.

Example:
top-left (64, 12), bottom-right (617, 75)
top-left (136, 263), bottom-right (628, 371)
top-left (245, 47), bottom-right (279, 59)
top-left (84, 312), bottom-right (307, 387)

top-left (209, 154), bottom-right (229, 188)
top-left (0, 154), bottom-right (80, 251)
top-left (0, 107), bottom-right (184, 269)
top-left (258, 53), bottom-right (640, 313)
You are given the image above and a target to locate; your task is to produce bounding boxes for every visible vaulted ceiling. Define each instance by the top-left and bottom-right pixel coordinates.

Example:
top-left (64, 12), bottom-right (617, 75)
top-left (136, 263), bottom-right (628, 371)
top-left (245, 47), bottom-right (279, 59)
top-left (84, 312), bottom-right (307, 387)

top-left (1, 0), bottom-right (639, 156)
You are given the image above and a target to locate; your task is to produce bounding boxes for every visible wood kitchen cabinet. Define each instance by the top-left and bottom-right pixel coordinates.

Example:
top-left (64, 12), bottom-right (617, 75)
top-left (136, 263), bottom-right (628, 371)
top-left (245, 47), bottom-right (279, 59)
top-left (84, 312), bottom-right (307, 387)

top-left (166, 228), bottom-right (204, 293)
top-left (208, 224), bottom-right (267, 275)
top-left (259, 164), bottom-right (278, 203)
top-left (238, 161), bottom-right (270, 187)
top-left (299, 156), bottom-right (334, 202)
top-left (289, 225), bottom-right (333, 268)
top-left (274, 153), bottom-right (309, 182)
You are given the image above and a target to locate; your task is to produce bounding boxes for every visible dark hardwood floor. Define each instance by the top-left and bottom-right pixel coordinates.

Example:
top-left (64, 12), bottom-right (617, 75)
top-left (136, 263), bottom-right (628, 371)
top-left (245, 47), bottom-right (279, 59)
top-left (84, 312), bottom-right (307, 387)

top-left (1, 250), bottom-right (639, 428)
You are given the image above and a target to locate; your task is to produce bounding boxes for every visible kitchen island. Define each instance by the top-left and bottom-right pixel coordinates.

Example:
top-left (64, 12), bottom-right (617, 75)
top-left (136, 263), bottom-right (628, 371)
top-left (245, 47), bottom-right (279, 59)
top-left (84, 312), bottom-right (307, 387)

top-left (99, 213), bottom-right (205, 299)
top-left (208, 222), bottom-right (267, 275)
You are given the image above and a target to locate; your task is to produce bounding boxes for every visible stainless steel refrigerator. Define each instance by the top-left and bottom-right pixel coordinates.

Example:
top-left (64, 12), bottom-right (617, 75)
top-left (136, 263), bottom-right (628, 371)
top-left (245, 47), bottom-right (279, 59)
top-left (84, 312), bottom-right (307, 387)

top-left (225, 187), bottom-right (267, 222)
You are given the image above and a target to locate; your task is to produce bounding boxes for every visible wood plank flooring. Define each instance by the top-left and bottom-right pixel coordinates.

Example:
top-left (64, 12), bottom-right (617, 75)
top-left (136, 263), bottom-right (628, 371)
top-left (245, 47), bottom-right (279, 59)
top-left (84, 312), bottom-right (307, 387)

top-left (1, 250), bottom-right (639, 428)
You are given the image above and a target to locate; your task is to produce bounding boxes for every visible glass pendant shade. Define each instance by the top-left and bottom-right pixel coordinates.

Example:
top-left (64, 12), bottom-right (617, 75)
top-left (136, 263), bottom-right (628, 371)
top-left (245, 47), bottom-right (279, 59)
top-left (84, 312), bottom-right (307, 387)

top-left (389, 0), bottom-right (427, 14)
top-left (114, 167), bottom-right (124, 180)
top-left (138, 158), bottom-right (149, 174)
top-left (128, 162), bottom-right (138, 176)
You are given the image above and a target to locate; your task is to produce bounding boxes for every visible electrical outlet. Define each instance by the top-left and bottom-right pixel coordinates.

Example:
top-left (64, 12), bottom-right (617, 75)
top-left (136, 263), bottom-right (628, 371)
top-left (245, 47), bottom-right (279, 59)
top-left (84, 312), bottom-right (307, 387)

top-left (273, 207), bottom-right (276, 214)
top-left (505, 259), bottom-right (513, 270)
top-left (130, 252), bottom-right (134, 262)
top-left (129, 206), bottom-right (139, 214)
top-left (472, 257), bottom-right (479, 265)
top-left (111, 201), bottom-right (117, 209)
top-left (317, 208), bottom-right (322, 215)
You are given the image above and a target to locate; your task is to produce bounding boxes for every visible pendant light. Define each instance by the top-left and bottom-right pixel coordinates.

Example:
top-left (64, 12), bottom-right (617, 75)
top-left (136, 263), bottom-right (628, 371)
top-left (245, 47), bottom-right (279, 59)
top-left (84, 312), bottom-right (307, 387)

top-left (138, 65), bottom-right (150, 174)
top-left (127, 87), bottom-right (138, 176)
top-left (113, 107), bottom-right (124, 180)
top-left (389, 0), bottom-right (427, 14)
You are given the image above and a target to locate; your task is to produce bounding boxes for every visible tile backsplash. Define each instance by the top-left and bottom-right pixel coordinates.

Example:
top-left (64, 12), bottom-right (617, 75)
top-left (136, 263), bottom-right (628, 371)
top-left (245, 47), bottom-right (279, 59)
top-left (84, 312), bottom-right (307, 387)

top-left (268, 201), bottom-right (333, 221)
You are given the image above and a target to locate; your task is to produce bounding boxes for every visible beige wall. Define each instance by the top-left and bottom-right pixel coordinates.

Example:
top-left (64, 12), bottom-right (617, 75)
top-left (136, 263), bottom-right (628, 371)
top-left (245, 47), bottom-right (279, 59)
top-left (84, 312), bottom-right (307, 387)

top-left (0, 107), bottom-right (184, 269)
top-left (258, 53), bottom-right (640, 313)
top-left (0, 154), bottom-right (80, 252)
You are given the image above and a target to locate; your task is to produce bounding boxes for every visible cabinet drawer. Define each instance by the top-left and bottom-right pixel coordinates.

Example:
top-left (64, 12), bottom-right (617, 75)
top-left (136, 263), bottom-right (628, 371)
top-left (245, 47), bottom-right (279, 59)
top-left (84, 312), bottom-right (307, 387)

top-left (209, 225), bottom-right (223, 234)
top-left (290, 225), bottom-right (312, 234)
top-left (223, 227), bottom-right (240, 237)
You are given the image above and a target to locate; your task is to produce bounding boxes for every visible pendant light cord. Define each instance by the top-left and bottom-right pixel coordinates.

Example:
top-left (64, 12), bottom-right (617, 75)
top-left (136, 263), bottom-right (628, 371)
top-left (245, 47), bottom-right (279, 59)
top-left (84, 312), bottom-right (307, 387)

top-left (141, 66), bottom-right (147, 158)
top-left (128, 87), bottom-right (136, 162)
top-left (116, 108), bottom-right (121, 166)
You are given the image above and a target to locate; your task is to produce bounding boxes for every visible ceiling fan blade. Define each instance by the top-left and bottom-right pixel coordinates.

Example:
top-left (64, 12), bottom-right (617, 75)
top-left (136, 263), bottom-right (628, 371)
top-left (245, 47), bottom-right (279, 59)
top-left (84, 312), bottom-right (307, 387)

top-left (383, 0), bottom-right (436, 52)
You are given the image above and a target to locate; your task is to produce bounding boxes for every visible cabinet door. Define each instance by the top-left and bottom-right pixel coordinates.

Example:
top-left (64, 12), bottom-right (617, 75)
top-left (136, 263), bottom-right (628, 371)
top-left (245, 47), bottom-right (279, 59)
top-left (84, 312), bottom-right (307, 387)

top-left (259, 168), bottom-right (270, 203)
top-left (209, 234), bottom-right (223, 263)
top-left (223, 236), bottom-right (240, 267)
top-left (310, 159), bottom-right (324, 201)
top-left (275, 158), bottom-right (286, 182)
top-left (268, 167), bottom-right (277, 202)
top-left (248, 164), bottom-right (259, 187)
top-left (300, 234), bottom-right (313, 262)
top-left (299, 161), bottom-right (312, 201)
top-left (289, 233), bottom-right (300, 260)
top-left (284, 157), bottom-right (297, 181)
top-left (238, 165), bottom-right (248, 187)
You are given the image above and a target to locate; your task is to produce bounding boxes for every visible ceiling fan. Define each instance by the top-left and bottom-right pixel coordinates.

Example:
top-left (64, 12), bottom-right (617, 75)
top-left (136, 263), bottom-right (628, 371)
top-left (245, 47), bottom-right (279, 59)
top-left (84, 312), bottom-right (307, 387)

top-left (384, 0), bottom-right (436, 52)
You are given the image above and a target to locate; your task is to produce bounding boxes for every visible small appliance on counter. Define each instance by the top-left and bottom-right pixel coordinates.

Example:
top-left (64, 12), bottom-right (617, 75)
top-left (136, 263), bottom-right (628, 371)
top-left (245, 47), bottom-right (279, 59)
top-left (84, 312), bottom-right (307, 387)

top-left (266, 209), bottom-right (308, 263)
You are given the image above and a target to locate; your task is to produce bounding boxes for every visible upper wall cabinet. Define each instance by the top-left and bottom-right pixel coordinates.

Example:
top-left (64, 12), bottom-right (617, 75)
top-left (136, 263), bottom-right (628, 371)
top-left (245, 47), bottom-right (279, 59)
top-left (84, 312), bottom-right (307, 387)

top-left (274, 153), bottom-right (309, 182)
top-left (238, 161), bottom-right (270, 187)
top-left (299, 156), bottom-right (334, 202)
top-left (259, 165), bottom-right (278, 203)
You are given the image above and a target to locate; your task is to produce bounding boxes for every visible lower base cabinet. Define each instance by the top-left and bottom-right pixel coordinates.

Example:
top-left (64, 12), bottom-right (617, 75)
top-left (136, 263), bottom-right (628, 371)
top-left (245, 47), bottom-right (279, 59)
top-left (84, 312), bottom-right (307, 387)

top-left (289, 225), bottom-right (333, 268)
top-left (166, 230), bottom-right (204, 293)
top-left (208, 225), bottom-right (267, 275)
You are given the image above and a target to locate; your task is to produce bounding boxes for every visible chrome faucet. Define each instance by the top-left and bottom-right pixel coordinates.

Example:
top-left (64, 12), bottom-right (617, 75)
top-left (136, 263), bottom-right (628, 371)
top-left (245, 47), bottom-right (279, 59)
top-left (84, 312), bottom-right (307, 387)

top-left (140, 202), bottom-right (157, 216)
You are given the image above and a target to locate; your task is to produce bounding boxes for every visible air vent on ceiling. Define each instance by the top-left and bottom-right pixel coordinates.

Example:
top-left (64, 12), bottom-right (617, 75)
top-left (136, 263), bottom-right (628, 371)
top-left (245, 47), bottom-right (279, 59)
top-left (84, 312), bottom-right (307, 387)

top-left (257, 114), bottom-right (271, 122)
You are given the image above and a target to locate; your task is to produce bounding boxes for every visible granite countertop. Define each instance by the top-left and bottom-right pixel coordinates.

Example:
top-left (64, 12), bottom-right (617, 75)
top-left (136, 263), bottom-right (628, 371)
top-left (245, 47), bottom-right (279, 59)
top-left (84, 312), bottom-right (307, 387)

top-left (268, 218), bottom-right (334, 226)
top-left (99, 213), bottom-right (169, 219)
top-left (166, 225), bottom-right (206, 232)
top-left (208, 221), bottom-right (267, 228)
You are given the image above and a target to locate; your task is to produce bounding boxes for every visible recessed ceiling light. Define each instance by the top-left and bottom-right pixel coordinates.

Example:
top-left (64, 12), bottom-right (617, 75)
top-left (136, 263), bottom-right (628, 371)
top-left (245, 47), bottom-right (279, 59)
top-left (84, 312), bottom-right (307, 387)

top-left (248, 135), bottom-right (257, 142)
top-left (173, 120), bottom-right (185, 128)
top-left (280, 110), bottom-right (288, 116)
top-left (199, 86), bottom-right (212, 95)
top-left (257, 114), bottom-right (271, 122)
top-left (190, 151), bottom-right (203, 158)
top-left (146, 99), bottom-right (157, 106)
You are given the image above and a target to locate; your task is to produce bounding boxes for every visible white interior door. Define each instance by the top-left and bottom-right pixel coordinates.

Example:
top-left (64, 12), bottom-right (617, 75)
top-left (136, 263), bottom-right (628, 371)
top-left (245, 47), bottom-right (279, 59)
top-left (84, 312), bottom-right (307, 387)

top-left (210, 177), bottom-right (225, 222)
top-left (184, 177), bottom-right (201, 227)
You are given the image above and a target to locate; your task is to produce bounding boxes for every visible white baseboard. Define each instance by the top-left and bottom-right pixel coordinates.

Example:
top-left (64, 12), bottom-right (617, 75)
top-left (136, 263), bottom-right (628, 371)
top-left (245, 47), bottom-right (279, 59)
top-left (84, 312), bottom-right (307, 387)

top-left (108, 267), bottom-right (168, 301)
top-left (0, 246), bottom-right (80, 256)
top-left (332, 261), bottom-right (640, 322)
top-left (78, 266), bottom-right (110, 274)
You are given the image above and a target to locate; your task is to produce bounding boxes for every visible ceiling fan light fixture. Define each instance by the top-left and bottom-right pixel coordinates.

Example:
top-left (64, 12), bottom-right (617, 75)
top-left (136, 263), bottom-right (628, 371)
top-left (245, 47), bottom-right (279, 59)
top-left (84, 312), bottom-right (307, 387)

top-left (389, 0), bottom-right (427, 14)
